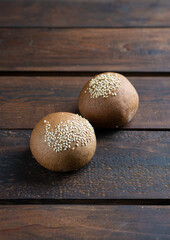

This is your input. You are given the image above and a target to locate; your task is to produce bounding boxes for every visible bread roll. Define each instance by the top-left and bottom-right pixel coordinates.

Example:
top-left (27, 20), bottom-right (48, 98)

top-left (78, 72), bottom-right (139, 128)
top-left (30, 112), bottom-right (96, 172)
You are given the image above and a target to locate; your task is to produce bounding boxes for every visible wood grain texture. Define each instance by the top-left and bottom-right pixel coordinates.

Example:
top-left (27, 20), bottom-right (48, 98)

top-left (0, 0), bottom-right (170, 27)
top-left (0, 130), bottom-right (169, 200)
top-left (0, 205), bottom-right (170, 240)
top-left (0, 28), bottom-right (170, 71)
top-left (0, 76), bottom-right (169, 129)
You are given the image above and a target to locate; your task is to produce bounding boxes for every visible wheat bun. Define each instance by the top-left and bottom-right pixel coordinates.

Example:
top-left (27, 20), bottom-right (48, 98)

top-left (78, 72), bottom-right (139, 128)
top-left (30, 112), bottom-right (96, 172)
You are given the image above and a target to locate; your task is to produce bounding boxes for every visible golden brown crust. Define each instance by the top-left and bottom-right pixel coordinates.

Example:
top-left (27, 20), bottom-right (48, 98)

top-left (30, 112), bottom-right (96, 172)
top-left (78, 72), bottom-right (139, 128)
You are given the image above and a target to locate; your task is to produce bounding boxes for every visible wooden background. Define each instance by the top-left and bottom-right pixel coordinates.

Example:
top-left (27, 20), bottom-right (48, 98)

top-left (0, 0), bottom-right (169, 239)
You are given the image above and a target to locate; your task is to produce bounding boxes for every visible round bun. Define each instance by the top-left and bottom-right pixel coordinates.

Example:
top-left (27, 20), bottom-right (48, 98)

top-left (78, 72), bottom-right (139, 128)
top-left (30, 112), bottom-right (96, 172)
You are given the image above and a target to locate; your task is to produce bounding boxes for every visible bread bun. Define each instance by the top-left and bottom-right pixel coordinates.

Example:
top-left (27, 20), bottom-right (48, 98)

top-left (78, 72), bottom-right (139, 128)
top-left (30, 112), bottom-right (96, 172)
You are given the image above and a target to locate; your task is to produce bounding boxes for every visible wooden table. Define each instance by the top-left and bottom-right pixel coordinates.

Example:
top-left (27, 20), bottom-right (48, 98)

top-left (0, 1), bottom-right (170, 239)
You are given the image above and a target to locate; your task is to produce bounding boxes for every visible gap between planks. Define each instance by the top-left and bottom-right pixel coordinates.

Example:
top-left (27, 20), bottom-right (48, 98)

top-left (0, 199), bottom-right (169, 205)
top-left (1, 72), bottom-right (170, 77)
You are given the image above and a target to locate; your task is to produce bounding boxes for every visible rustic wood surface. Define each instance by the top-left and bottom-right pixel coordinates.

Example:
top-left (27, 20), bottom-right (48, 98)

top-left (0, 130), bottom-right (169, 200)
top-left (0, 0), bottom-right (170, 27)
top-left (0, 29), bottom-right (170, 72)
top-left (0, 0), bottom-right (170, 238)
top-left (0, 76), bottom-right (169, 129)
top-left (0, 205), bottom-right (170, 240)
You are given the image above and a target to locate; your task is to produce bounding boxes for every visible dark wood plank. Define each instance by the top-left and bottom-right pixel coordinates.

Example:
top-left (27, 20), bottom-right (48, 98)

top-left (0, 130), bottom-right (169, 200)
top-left (0, 205), bottom-right (170, 240)
top-left (0, 28), bottom-right (170, 71)
top-left (0, 76), bottom-right (169, 129)
top-left (0, 0), bottom-right (170, 27)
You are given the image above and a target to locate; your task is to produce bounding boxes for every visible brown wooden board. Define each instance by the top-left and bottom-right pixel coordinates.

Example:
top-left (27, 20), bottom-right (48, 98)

top-left (0, 76), bottom-right (169, 129)
top-left (0, 1), bottom-right (169, 239)
top-left (0, 205), bottom-right (170, 240)
top-left (0, 130), bottom-right (169, 200)
top-left (0, 0), bottom-right (170, 27)
top-left (0, 29), bottom-right (170, 71)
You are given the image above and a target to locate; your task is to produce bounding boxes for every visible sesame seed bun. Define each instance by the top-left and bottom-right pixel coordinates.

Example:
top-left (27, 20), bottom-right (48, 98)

top-left (30, 112), bottom-right (96, 172)
top-left (78, 72), bottom-right (139, 128)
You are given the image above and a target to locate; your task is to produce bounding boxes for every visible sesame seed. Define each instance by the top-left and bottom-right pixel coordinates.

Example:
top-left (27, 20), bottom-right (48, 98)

top-left (86, 73), bottom-right (120, 98)
top-left (43, 114), bottom-right (95, 153)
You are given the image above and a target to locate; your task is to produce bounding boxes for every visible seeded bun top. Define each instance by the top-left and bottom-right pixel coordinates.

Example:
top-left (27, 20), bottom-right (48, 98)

top-left (78, 72), bottom-right (139, 128)
top-left (85, 72), bottom-right (121, 98)
top-left (30, 112), bottom-right (96, 172)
